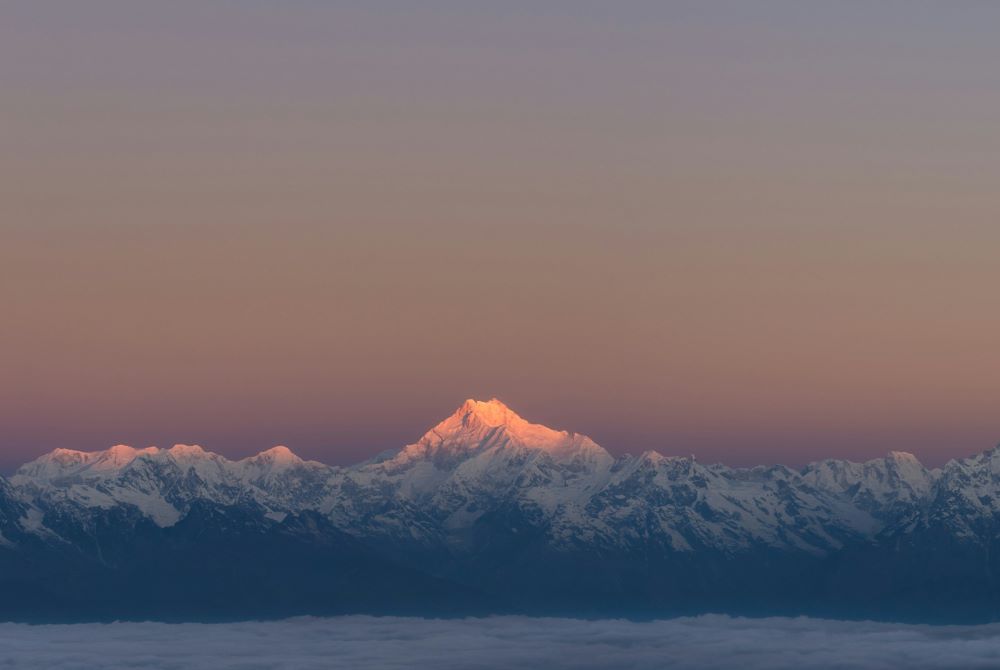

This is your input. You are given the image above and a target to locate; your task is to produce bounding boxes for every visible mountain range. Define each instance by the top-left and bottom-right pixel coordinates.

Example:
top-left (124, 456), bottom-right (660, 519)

top-left (3, 398), bottom-right (1000, 622)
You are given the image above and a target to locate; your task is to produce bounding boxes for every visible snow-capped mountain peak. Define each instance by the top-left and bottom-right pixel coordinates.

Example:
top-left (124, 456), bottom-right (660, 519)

top-left (431, 398), bottom-right (537, 439)
top-left (14, 445), bottom-right (146, 484)
top-left (250, 445), bottom-right (303, 464)
top-left (798, 450), bottom-right (934, 519)
top-left (457, 397), bottom-right (522, 427)
top-left (240, 446), bottom-right (319, 476)
top-left (167, 444), bottom-right (209, 460)
top-left (394, 398), bottom-right (611, 465)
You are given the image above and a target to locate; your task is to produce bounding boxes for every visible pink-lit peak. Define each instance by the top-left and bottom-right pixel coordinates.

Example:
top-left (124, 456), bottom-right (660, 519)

top-left (457, 398), bottom-right (526, 429)
top-left (252, 445), bottom-right (303, 464)
top-left (404, 398), bottom-right (609, 461)
top-left (168, 444), bottom-right (208, 459)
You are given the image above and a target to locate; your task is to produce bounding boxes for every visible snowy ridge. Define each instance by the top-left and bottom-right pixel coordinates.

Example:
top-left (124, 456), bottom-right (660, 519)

top-left (11, 443), bottom-right (334, 528)
top-left (3, 399), bottom-right (997, 558)
top-left (800, 450), bottom-right (936, 519)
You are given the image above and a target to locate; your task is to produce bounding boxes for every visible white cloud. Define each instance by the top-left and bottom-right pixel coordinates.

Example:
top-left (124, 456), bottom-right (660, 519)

top-left (2, 614), bottom-right (1000, 669)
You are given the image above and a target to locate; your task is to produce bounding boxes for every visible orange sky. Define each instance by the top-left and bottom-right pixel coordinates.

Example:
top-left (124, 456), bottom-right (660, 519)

top-left (2, 2), bottom-right (1000, 469)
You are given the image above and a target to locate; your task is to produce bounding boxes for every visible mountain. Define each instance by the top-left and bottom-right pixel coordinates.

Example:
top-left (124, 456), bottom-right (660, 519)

top-left (2, 398), bottom-right (1000, 622)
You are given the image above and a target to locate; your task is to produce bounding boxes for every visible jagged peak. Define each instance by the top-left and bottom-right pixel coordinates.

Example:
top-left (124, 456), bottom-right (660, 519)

top-left (30, 444), bottom-right (209, 465)
top-left (638, 450), bottom-right (692, 464)
top-left (455, 398), bottom-right (525, 428)
top-left (15, 445), bottom-right (149, 481)
top-left (50, 447), bottom-right (88, 457)
top-left (168, 444), bottom-right (208, 458)
top-left (803, 451), bottom-right (927, 472)
top-left (428, 398), bottom-right (561, 444)
top-left (31, 446), bottom-right (145, 467)
top-left (250, 445), bottom-right (303, 464)
top-left (395, 398), bottom-right (610, 464)
top-left (260, 445), bottom-right (297, 458)
top-left (94, 445), bottom-right (155, 469)
top-left (943, 443), bottom-right (1000, 465)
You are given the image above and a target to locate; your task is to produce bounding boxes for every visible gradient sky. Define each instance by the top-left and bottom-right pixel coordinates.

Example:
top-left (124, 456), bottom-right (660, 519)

top-left (3, 1), bottom-right (1000, 471)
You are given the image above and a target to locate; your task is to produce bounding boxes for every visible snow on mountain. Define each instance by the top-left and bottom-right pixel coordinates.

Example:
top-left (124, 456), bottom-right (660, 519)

top-left (11, 442), bottom-right (335, 528)
top-left (397, 399), bottom-right (610, 463)
top-left (314, 399), bottom-right (616, 544)
top-left (386, 398), bottom-right (613, 509)
top-left (800, 451), bottom-right (935, 519)
top-left (579, 452), bottom-right (877, 554)
top-left (894, 445), bottom-right (1000, 540)
top-left (0, 476), bottom-right (25, 546)
top-left (13, 445), bottom-right (155, 484)
top-left (4, 399), bottom-right (1000, 559)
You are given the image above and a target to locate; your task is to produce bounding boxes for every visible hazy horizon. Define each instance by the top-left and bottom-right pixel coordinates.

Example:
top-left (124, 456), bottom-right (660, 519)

top-left (2, 395), bottom-right (998, 475)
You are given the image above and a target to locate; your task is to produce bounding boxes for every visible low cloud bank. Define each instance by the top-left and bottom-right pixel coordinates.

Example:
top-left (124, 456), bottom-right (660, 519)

top-left (3, 614), bottom-right (1000, 669)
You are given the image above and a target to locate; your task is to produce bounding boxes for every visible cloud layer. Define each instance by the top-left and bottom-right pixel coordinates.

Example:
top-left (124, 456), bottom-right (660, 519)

top-left (3, 615), bottom-right (1000, 669)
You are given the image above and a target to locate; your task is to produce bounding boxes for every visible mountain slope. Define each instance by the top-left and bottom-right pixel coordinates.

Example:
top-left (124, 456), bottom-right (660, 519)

top-left (0, 476), bottom-right (26, 546)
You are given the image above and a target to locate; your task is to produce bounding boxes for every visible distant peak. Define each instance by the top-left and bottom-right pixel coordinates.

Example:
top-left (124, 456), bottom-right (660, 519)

top-left (100, 445), bottom-right (141, 467)
top-left (395, 398), bottom-right (610, 464)
top-left (168, 444), bottom-right (207, 458)
top-left (49, 448), bottom-right (88, 459)
top-left (254, 446), bottom-right (302, 463)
